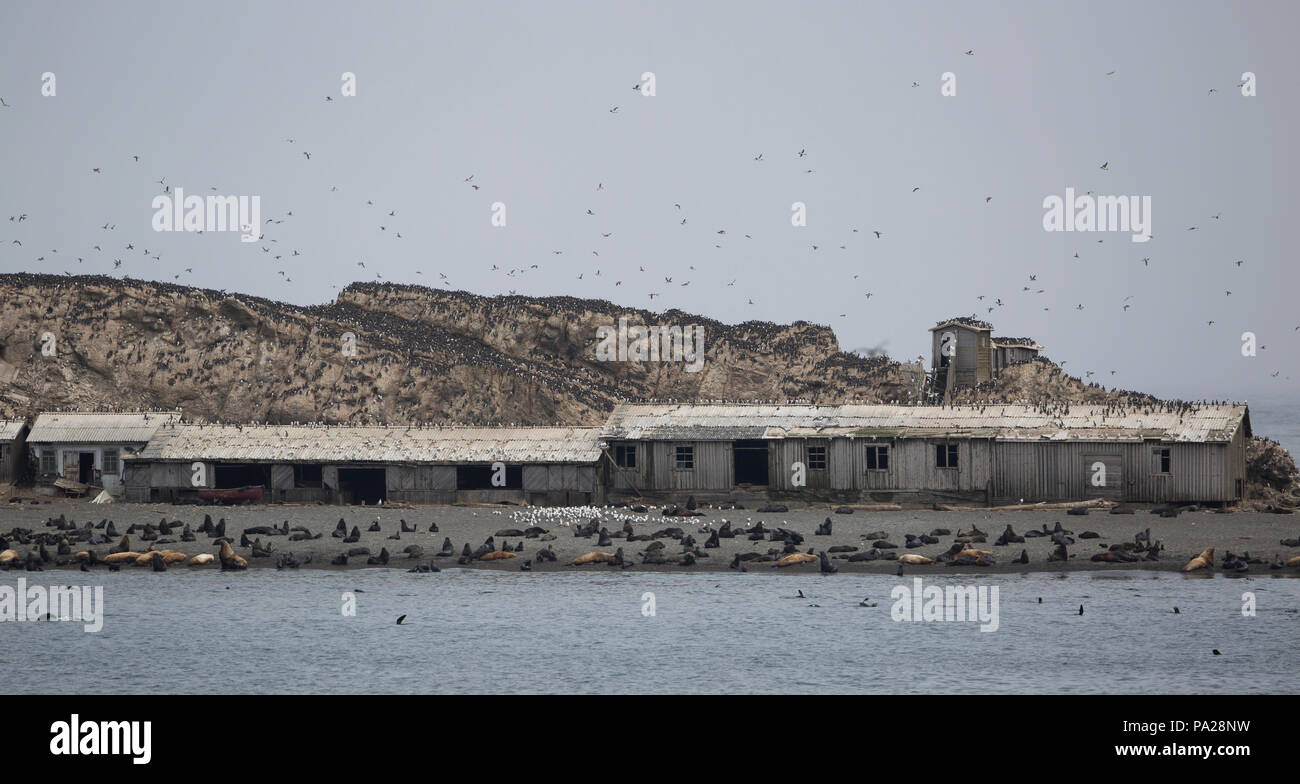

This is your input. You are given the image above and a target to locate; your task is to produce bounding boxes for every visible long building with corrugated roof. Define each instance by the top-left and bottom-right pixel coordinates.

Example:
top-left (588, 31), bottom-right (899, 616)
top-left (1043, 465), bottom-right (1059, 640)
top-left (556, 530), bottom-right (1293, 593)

top-left (4, 399), bottom-right (1255, 506)
top-left (122, 422), bottom-right (602, 505)
top-left (600, 401), bottom-right (1251, 505)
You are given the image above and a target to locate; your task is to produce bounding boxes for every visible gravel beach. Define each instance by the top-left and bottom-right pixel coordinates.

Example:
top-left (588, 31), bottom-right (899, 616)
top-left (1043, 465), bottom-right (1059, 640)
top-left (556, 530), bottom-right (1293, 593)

top-left (4, 500), bottom-right (1300, 575)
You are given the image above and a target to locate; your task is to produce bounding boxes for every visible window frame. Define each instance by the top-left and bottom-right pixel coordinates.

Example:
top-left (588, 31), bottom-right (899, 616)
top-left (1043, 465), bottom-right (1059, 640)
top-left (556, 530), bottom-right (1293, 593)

top-left (1156, 447), bottom-right (1171, 475)
top-left (614, 444), bottom-right (637, 469)
top-left (673, 444), bottom-right (695, 471)
top-left (865, 444), bottom-right (890, 471)
top-left (935, 443), bottom-right (959, 469)
top-left (40, 449), bottom-right (57, 474)
top-left (806, 444), bottom-right (827, 471)
top-left (101, 448), bottom-right (119, 475)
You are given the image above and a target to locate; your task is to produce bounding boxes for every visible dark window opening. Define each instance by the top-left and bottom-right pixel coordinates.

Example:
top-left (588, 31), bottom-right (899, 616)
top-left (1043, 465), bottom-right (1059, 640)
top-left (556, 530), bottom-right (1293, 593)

top-left (614, 444), bottom-right (637, 469)
top-left (806, 445), bottom-right (827, 470)
top-left (215, 463), bottom-right (273, 490)
top-left (294, 464), bottom-right (323, 488)
top-left (1155, 448), bottom-right (1171, 474)
top-left (732, 440), bottom-right (768, 485)
top-left (935, 443), bottom-right (959, 469)
top-left (674, 445), bottom-right (695, 470)
top-left (1235, 478), bottom-right (1243, 499)
top-left (866, 445), bottom-right (889, 471)
top-left (456, 464), bottom-right (522, 490)
top-left (338, 467), bottom-right (387, 505)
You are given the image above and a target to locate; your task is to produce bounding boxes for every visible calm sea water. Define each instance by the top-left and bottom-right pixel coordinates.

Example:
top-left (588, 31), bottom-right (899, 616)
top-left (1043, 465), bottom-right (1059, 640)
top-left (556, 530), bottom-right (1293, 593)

top-left (3, 569), bottom-right (1297, 694)
top-left (1249, 401), bottom-right (1300, 459)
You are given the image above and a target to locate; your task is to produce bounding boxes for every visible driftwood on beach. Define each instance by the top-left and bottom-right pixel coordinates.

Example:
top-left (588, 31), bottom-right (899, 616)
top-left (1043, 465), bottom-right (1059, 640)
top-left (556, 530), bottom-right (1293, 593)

top-left (981, 498), bottom-right (1116, 512)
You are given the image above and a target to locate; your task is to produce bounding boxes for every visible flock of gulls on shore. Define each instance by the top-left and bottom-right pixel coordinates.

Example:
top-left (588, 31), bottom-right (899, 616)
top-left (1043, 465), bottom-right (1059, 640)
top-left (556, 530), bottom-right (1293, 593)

top-left (1, 58), bottom-right (1294, 386)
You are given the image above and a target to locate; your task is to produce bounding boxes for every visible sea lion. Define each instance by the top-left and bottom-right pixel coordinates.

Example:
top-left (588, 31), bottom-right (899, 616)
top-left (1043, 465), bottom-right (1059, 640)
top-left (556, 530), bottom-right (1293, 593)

top-left (367, 548), bottom-right (391, 565)
top-left (818, 551), bottom-right (838, 573)
top-left (775, 552), bottom-right (818, 567)
top-left (331, 553), bottom-right (349, 566)
top-left (1286, 556), bottom-right (1300, 568)
top-left (332, 519), bottom-right (347, 537)
top-left (109, 535), bottom-right (130, 555)
top-left (1013, 549), bottom-right (1029, 564)
top-left (0, 549), bottom-right (18, 565)
top-left (428, 521), bottom-right (440, 533)
top-left (436, 538), bottom-right (454, 557)
top-left (219, 540), bottom-right (248, 571)
top-left (343, 526), bottom-right (360, 544)
top-left (150, 552), bottom-right (167, 572)
top-left (1079, 531), bottom-right (1100, 539)
top-left (188, 553), bottom-right (215, 566)
top-left (897, 554), bottom-right (934, 565)
top-left (1182, 547), bottom-right (1214, 572)
top-left (571, 551), bottom-right (616, 565)
top-left (495, 529), bottom-right (524, 537)
top-left (994, 525), bottom-right (1025, 546)
top-left (103, 551), bottom-right (141, 564)
top-left (479, 550), bottom-right (516, 561)
top-left (1047, 543), bottom-right (1069, 562)
top-left (827, 545), bottom-right (858, 553)
top-left (815, 518), bottom-right (833, 536)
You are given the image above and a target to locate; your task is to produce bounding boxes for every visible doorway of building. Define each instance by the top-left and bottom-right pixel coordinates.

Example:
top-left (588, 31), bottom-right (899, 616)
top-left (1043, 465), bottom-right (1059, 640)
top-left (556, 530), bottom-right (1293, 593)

top-left (338, 467), bottom-right (387, 505)
top-left (733, 440), bottom-right (769, 486)
top-left (78, 452), bottom-right (95, 484)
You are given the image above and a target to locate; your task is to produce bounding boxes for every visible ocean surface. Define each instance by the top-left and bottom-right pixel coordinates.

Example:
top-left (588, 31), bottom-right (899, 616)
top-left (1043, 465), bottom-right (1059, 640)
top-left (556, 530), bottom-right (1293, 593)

top-left (1249, 400), bottom-right (1300, 459)
top-left (3, 569), bottom-right (1297, 694)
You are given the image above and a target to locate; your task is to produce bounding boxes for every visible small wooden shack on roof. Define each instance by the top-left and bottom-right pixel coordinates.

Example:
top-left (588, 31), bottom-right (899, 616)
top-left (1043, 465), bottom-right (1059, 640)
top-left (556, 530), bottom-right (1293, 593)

top-left (26, 411), bottom-right (180, 496)
top-left (991, 337), bottom-right (1043, 375)
top-left (600, 402), bottom-right (1250, 506)
top-left (930, 316), bottom-right (995, 389)
top-left (123, 422), bottom-right (604, 506)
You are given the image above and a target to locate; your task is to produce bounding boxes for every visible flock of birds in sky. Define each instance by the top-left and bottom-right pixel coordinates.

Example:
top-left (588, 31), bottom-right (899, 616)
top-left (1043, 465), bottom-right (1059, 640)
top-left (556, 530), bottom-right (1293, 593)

top-left (0, 53), bottom-right (1293, 384)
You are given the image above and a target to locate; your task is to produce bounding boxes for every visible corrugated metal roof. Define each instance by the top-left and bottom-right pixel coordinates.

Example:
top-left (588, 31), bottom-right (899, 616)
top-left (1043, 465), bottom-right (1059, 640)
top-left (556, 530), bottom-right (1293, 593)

top-left (27, 411), bottom-right (181, 444)
top-left (133, 423), bottom-right (604, 464)
top-left (0, 420), bottom-right (27, 442)
top-left (601, 403), bottom-right (1248, 443)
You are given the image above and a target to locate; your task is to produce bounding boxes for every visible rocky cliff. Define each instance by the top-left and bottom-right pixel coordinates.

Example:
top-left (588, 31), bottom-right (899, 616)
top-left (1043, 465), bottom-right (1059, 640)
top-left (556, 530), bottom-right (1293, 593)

top-left (0, 274), bottom-right (922, 424)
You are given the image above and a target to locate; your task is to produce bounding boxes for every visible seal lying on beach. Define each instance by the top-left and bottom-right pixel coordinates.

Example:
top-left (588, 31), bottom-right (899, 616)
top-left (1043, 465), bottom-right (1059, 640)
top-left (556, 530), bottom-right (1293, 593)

top-left (775, 552), bottom-right (818, 567)
top-left (479, 550), bottom-right (516, 561)
top-left (188, 553), bottom-right (215, 566)
top-left (1182, 547), bottom-right (1214, 572)
top-left (570, 548), bottom-right (623, 566)
top-left (103, 551), bottom-right (141, 564)
top-left (897, 554), bottom-right (934, 565)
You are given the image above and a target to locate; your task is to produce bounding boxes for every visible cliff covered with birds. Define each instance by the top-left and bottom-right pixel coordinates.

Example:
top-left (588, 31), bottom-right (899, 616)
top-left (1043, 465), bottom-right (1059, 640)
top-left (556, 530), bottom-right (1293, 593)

top-left (0, 274), bottom-right (922, 424)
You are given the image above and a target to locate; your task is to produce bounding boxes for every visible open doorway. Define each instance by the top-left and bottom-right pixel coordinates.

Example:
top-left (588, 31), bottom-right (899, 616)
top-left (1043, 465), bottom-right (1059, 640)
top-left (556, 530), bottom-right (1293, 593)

top-left (338, 467), bottom-right (387, 505)
top-left (78, 452), bottom-right (95, 484)
top-left (733, 440), bottom-right (769, 486)
top-left (214, 463), bottom-right (272, 489)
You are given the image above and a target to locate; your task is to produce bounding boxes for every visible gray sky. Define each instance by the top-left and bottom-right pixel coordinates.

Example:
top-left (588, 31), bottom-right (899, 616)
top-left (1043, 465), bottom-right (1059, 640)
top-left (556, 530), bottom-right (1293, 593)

top-left (2, 0), bottom-right (1298, 404)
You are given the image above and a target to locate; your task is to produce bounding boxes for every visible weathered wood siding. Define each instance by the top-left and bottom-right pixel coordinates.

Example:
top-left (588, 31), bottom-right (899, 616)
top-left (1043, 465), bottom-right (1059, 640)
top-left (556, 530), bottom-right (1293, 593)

top-left (991, 441), bottom-right (1235, 503)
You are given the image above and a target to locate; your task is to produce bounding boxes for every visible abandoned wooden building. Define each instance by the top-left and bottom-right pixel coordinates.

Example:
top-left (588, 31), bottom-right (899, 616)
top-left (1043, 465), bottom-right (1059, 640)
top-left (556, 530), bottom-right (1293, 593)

top-left (25, 411), bottom-right (181, 496)
top-left (0, 420), bottom-right (29, 484)
top-left (930, 317), bottom-right (1043, 400)
top-left (600, 402), bottom-right (1250, 506)
top-left (121, 422), bottom-right (603, 505)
